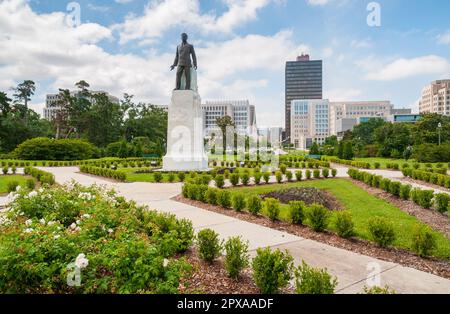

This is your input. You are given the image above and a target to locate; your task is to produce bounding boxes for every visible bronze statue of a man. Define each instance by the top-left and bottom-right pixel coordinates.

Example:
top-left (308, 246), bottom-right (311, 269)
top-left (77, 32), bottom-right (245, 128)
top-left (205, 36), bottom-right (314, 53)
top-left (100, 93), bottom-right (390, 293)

top-left (170, 33), bottom-right (197, 90)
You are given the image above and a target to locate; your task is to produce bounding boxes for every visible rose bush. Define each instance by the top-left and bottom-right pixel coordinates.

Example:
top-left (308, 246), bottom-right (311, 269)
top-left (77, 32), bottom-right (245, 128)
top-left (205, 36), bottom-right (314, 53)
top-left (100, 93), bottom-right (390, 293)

top-left (0, 182), bottom-right (192, 293)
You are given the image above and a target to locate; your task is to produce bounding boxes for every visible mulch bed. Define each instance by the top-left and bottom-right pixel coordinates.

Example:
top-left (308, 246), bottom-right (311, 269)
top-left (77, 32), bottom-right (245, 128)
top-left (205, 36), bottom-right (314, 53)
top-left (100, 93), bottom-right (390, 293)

top-left (173, 195), bottom-right (450, 280)
top-left (178, 248), bottom-right (262, 294)
top-left (261, 187), bottom-right (344, 210)
top-left (350, 179), bottom-right (450, 238)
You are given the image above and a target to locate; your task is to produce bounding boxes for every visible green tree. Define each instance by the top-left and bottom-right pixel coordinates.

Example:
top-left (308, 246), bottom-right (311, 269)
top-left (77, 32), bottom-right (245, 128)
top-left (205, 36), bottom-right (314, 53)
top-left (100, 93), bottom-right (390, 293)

top-left (216, 115), bottom-right (235, 156)
top-left (375, 123), bottom-right (412, 158)
top-left (309, 142), bottom-right (320, 155)
top-left (352, 118), bottom-right (387, 146)
top-left (13, 80), bottom-right (36, 110)
top-left (411, 113), bottom-right (450, 145)
top-left (343, 141), bottom-right (354, 160)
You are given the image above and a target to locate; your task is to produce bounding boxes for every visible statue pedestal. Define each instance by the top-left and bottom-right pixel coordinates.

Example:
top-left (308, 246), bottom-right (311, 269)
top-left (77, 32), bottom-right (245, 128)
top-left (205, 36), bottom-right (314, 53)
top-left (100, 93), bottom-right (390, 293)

top-left (163, 90), bottom-right (209, 171)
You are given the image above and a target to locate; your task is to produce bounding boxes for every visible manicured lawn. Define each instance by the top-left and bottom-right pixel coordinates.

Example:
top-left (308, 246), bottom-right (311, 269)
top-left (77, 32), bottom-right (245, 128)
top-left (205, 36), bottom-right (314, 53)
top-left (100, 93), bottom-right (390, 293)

top-left (354, 157), bottom-right (449, 170)
top-left (0, 175), bottom-right (31, 194)
top-left (229, 178), bottom-right (450, 260)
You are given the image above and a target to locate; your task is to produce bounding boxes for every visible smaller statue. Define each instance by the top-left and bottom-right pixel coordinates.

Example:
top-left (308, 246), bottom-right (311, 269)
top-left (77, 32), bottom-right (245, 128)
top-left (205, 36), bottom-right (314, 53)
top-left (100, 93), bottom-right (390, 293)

top-left (170, 33), bottom-right (197, 90)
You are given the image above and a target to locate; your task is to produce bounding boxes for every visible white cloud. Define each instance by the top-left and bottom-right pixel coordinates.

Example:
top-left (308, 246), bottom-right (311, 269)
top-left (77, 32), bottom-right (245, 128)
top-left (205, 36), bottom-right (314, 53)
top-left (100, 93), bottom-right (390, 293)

top-left (0, 0), bottom-right (307, 127)
top-left (351, 38), bottom-right (372, 49)
top-left (362, 55), bottom-right (450, 81)
top-left (307, 0), bottom-right (330, 6)
top-left (115, 0), bottom-right (134, 4)
top-left (324, 88), bottom-right (362, 101)
top-left (114, 0), bottom-right (272, 44)
top-left (437, 30), bottom-right (450, 45)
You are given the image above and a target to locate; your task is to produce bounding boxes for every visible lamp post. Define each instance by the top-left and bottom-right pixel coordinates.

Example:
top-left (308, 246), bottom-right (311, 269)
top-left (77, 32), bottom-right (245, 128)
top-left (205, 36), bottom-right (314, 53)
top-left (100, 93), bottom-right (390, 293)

top-left (438, 122), bottom-right (442, 146)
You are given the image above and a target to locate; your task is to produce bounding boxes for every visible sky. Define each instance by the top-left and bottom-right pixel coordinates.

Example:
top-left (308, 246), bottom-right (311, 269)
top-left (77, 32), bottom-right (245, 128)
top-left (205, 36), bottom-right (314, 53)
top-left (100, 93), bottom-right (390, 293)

top-left (1, 0), bottom-right (450, 127)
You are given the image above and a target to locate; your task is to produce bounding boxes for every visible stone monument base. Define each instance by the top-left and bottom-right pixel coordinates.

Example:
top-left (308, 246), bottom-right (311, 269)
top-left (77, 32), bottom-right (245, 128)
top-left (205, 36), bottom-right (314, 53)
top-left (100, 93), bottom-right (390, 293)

top-left (162, 89), bottom-right (209, 172)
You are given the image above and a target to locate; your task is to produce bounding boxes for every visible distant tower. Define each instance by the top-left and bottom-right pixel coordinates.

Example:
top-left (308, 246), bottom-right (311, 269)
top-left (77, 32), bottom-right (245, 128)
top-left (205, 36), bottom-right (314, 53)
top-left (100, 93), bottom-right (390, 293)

top-left (285, 54), bottom-right (323, 143)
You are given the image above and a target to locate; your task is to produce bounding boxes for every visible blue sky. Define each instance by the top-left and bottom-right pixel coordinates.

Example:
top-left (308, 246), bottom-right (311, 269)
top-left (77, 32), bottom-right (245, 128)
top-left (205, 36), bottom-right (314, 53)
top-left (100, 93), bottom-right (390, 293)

top-left (1, 0), bottom-right (450, 126)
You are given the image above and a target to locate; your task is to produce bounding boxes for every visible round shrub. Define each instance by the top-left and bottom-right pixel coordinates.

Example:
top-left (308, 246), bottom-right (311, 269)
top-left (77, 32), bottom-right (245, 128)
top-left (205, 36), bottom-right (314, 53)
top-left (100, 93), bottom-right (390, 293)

top-left (289, 201), bottom-right (306, 225)
top-left (263, 172), bottom-right (270, 184)
top-left (286, 170), bottom-right (293, 182)
top-left (205, 188), bottom-right (218, 205)
top-left (275, 171), bottom-right (283, 184)
top-left (334, 211), bottom-right (355, 238)
top-left (168, 173), bottom-right (176, 183)
top-left (322, 168), bottom-right (329, 178)
top-left (153, 172), bottom-right (163, 183)
top-left (224, 236), bottom-right (249, 279)
top-left (232, 194), bottom-right (246, 212)
top-left (201, 174), bottom-right (212, 185)
top-left (294, 261), bottom-right (338, 294)
top-left (264, 198), bottom-right (280, 221)
top-left (254, 172), bottom-right (262, 185)
top-left (197, 229), bottom-right (222, 263)
top-left (280, 164), bottom-right (287, 174)
top-left (306, 204), bottom-right (329, 232)
top-left (2, 167), bottom-right (8, 175)
top-left (411, 225), bottom-right (436, 257)
top-left (295, 171), bottom-right (303, 181)
top-left (178, 172), bottom-right (186, 182)
top-left (389, 181), bottom-right (401, 197)
top-left (305, 170), bottom-right (312, 180)
top-left (331, 168), bottom-right (337, 177)
top-left (247, 195), bottom-right (262, 215)
top-left (313, 169), bottom-right (320, 179)
top-left (229, 173), bottom-right (240, 186)
top-left (368, 217), bottom-right (396, 247)
top-left (241, 173), bottom-right (250, 186)
top-left (251, 248), bottom-right (293, 294)
top-left (215, 175), bottom-right (225, 189)
top-left (13, 137), bottom-right (98, 160)
top-left (217, 190), bottom-right (231, 208)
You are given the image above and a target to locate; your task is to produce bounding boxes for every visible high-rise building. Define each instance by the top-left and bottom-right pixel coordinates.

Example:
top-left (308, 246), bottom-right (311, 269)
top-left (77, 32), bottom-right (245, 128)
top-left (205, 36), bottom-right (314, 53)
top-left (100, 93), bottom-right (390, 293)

top-left (43, 90), bottom-right (119, 120)
top-left (201, 100), bottom-right (257, 137)
top-left (291, 99), bottom-right (330, 150)
top-left (419, 80), bottom-right (450, 115)
top-left (329, 101), bottom-right (393, 135)
top-left (285, 54), bottom-right (323, 143)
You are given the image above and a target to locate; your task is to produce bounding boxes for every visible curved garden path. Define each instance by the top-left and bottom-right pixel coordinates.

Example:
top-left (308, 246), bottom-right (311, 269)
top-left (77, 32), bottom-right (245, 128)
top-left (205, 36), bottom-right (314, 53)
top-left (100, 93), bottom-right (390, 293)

top-left (21, 166), bottom-right (448, 294)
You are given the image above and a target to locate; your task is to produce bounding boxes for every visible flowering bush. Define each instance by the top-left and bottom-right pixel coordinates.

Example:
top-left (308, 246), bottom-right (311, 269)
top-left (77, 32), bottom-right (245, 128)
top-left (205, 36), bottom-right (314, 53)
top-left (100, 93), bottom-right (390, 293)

top-left (0, 182), bottom-right (192, 293)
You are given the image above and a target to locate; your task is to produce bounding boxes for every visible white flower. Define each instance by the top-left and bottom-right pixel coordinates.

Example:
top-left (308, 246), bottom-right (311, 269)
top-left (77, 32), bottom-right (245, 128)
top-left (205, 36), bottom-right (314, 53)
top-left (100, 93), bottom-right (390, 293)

top-left (53, 235), bottom-right (60, 240)
top-left (75, 226), bottom-right (81, 232)
top-left (82, 214), bottom-right (91, 219)
top-left (38, 188), bottom-right (44, 193)
top-left (24, 228), bottom-right (33, 233)
top-left (47, 221), bottom-right (55, 226)
top-left (75, 253), bottom-right (89, 269)
top-left (108, 228), bottom-right (113, 234)
top-left (39, 218), bottom-right (46, 225)
top-left (16, 186), bottom-right (21, 192)
top-left (163, 258), bottom-right (169, 267)
top-left (25, 219), bottom-right (33, 226)
top-left (76, 220), bottom-right (81, 225)
top-left (28, 191), bottom-right (38, 198)
top-left (70, 223), bottom-right (77, 230)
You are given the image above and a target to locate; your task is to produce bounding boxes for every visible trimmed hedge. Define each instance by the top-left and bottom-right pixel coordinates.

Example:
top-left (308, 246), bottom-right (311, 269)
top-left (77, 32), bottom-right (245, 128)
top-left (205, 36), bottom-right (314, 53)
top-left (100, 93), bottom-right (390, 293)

top-left (348, 168), bottom-right (448, 213)
top-left (80, 165), bottom-right (127, 182)
top-left (23, 167), bottom-right (55, 185)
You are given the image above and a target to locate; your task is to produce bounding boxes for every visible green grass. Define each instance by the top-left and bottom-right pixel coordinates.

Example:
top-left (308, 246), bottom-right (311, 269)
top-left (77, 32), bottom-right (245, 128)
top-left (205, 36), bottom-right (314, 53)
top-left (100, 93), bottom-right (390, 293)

top-left (353, 157), bottom-right (449, 170)
top-left (228, 178), bottom-right (450, 260)
top-left (0, 175), bottom-right (31, 194)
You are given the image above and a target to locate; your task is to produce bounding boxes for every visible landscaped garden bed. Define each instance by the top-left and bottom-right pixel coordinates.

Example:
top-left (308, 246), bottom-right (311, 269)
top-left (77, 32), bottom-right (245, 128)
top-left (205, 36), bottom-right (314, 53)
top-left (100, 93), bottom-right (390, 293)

top-left (261, 187), bottom-right (343, 210)
top-left (175, 178), bottom-right (450, 279)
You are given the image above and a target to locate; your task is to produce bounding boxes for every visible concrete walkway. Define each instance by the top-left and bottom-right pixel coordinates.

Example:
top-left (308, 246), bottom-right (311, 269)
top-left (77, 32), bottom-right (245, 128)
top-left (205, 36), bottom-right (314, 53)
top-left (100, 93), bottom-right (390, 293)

top-left (19, 167), bottom-right (449, 293)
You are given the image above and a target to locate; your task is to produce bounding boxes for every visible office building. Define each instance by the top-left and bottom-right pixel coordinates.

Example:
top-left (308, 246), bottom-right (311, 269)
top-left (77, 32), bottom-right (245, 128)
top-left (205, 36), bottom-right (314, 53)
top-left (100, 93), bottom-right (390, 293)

top-left (419, 80), bottom-right (450, 115)
top-left (291, 99), bottom-right (330, 150)
top-left (329, 101), bottom-right (393, 135)
top-left (285, 54), bottom-right (323, 142)
top-left (202, 100), bottom-right (257, 137)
